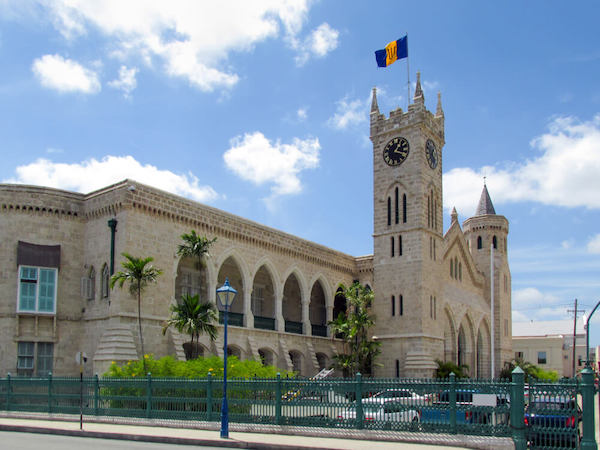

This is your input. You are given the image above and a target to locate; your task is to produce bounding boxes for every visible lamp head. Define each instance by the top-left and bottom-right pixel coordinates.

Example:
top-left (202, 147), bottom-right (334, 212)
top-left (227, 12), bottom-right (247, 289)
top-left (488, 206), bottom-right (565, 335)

top-left (217, 277), bottom-right (237, 307)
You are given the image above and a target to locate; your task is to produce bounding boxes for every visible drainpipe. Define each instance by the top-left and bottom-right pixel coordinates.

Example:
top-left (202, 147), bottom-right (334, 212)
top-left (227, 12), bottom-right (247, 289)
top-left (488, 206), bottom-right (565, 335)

top-left (107, 218), bottom-right (118, 275)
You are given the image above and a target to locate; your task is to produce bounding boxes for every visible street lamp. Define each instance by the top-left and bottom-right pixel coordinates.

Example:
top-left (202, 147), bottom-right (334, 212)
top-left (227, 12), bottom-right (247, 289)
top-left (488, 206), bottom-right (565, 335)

top-left (583, 300), bottom-right (600, 368)
top-left (216, 277), bottom-right (237, 439)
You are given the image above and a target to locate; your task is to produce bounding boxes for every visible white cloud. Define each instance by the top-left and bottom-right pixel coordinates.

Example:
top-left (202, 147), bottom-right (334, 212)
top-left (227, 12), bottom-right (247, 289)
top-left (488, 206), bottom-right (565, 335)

top-left (561, 239), bottom-right (574, 250)
top-left (587, 234), bottom-right (600, 254)
top-left (223, 131), bottom-right (320, 199)
top-left (328, 95), bottom-right (367, 130)
top-left (297, 107), bottom-right (308, 121)
top-left (3, 155), bottom-right (218, 203)
top-left (293, 22), bottom-right (339, 65)
top-left (35, 1), bottom-right (333, 92)
top-left (32, 54), bottom-right (100, 94)
top-left (512, 287), bottom-right (566, 322)
top-left (108, 65), bottom-right (138, 97)
top-left (444, 114), bottom-right (600, 216)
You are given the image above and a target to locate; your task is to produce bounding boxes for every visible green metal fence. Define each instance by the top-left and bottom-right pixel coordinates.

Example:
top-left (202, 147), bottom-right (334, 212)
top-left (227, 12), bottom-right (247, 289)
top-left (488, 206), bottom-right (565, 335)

top-left (0, 368), bottom-right (597, 449)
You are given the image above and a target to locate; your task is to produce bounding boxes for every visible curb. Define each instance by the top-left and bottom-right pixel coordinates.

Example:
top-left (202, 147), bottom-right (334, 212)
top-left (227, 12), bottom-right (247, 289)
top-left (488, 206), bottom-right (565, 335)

top-left (0, 423), bottom-right (322, 450)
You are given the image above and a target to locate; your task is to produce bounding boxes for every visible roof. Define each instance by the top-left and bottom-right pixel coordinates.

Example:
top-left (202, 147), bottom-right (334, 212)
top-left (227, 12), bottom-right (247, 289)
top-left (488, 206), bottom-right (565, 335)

top-left (513, 319), bottom-right (585, 338)
top-left (475, 184), bottom-right (496, 216)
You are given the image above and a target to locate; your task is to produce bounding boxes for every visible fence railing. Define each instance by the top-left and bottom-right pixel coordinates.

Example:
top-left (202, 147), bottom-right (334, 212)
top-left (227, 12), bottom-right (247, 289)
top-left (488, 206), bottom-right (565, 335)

top-left (0, 368), bottom-right (596, 449)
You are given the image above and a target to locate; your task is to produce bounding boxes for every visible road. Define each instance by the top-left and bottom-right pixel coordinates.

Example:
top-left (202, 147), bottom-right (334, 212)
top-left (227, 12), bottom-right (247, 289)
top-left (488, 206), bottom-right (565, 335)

top-left (0, 431), bottom-right (225, 450)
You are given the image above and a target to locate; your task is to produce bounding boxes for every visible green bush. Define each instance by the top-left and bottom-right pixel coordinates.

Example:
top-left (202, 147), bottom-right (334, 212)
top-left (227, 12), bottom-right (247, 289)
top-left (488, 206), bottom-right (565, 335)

top-left (104, 354), bottom-right (295, 379)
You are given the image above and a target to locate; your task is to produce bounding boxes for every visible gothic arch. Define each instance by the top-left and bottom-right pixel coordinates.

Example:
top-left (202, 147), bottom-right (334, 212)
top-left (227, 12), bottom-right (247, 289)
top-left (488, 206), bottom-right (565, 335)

top-left (442, 305), bottom-right (457, 363)
top-left (456, 312), bottom-right (476, 376)
top-left (308, 279), bottom-right (328, 337)
top-left (475, 319), bottom-right (491, 379)
top-left (250, 262), bottom-right (277, 330)
top-left (216, 252), bottom-right (249, 319)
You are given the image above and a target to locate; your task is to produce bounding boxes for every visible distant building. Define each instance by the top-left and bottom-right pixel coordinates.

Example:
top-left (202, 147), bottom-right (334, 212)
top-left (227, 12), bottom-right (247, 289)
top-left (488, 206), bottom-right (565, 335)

top-left (512, 320), bottom-right (588, 377)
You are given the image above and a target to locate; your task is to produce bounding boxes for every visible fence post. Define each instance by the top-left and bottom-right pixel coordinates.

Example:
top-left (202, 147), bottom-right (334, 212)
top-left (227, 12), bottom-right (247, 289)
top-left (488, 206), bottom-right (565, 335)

top-left (6, 374), bottom-right (10, 411)
top-left (355, 373), bottom-right (364, 429)
top-left (449, 372), bottom-right (457, 434)
top-left (146, 372), bottom-right (152, 419)
top-left (94, 374), bottom-right (99, 416)
top-left (207, 373), bottom-right (213, 421)
top-left (580, 367), bottom-right (598, 450)
top-left (275, 373), bottom-right (282, 425)
top-left (510, 367), bottom-right (526, 450)
top-left (47, 372), bottom-right (52, 414)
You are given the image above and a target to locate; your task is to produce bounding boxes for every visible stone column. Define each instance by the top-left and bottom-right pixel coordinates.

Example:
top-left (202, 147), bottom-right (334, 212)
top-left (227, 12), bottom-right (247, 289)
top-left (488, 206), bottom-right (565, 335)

top-left (302, 294), bottom-right (311, 336)
top-left (243, 289), bottom-right (253, 328)
top-left (275, 285), bottom-right (285, 332)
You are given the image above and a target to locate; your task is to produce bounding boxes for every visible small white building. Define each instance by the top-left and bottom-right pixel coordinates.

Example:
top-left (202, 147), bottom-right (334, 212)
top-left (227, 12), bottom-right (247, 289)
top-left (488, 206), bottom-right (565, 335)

top-left (512, 320), bottom-right (587, 378)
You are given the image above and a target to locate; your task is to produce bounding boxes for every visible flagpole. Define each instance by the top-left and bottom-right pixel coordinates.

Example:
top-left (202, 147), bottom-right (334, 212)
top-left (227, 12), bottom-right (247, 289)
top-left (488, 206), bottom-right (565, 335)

top-left (406, 33), bottom-right (410, 109)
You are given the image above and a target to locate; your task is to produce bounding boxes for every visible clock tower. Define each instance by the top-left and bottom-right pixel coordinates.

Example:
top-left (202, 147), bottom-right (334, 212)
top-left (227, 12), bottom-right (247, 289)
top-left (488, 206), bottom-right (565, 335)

top-left (370, 73), bottom-right (446, 377)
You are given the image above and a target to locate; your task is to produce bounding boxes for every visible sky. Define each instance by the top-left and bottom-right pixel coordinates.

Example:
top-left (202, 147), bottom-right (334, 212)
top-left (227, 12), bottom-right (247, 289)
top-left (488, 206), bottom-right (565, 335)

top-left (1, 1), bottom-right (600, 346)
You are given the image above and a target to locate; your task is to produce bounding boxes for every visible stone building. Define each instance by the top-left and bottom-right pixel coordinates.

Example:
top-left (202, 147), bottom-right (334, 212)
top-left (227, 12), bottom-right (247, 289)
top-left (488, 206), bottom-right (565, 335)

top-left (0, 74), bottom-right (512, 378)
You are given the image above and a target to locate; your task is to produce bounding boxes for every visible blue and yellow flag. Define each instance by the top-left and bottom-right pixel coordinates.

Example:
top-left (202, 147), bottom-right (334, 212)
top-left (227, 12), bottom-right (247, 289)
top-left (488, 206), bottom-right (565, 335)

top-left (375, 35), bottom-right (408, 68)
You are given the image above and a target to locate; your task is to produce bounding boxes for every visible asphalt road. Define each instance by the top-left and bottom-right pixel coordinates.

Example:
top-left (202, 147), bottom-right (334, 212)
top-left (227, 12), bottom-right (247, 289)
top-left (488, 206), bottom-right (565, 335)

top-left (0, 431), bottom-right (225, 450)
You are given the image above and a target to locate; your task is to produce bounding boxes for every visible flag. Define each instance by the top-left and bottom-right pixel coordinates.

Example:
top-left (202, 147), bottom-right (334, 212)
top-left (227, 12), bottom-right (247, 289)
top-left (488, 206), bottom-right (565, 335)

top-left (375, 35), bottom-right (408, 68)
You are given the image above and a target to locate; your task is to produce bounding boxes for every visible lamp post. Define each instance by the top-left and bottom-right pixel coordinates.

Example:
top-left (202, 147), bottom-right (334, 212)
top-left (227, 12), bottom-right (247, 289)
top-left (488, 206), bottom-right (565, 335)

top-left (216, 278), bottom-right (237, 439)
top-left (583, 300), bottom-right (600, 367)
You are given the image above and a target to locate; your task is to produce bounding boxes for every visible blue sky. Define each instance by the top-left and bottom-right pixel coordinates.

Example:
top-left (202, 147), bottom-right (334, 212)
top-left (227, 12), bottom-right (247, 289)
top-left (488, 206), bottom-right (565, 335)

top-left (1, 1), bottom-right (600, 346)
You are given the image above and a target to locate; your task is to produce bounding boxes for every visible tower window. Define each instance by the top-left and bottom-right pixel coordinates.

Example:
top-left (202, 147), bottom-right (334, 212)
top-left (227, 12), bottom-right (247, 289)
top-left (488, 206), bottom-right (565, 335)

top-left (477, 236), bottom-right (482, 250)
top-left (398, 235), bottom-right (402, 256)
top-left (459, 263), bottom-right (462, 281)
top-left (387, 197), bottom-right (391, 226)
top-left (391, 295), bottom-right (395, 316)
top-left (493, 235), bottom-right (498, 249)
top-left (450, 259), bottom-right (453, 278)
top-left (395, 187), bottom-right (399, 224)
top-left (402, 194), bottom-right (407, 223)
top-left (433, 239), bottom-right (436, 260)
top-left (427, 196), bottom-right (431, 227)
top-left (399, 295), bottom-right (403, 316)
top-left (391, 236), bottom-right (395, 257)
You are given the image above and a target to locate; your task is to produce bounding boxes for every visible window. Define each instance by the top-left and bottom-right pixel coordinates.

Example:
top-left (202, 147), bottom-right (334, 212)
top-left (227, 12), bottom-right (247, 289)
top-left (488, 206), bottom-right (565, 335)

top-left (427, 196), bottom-right (431, 227)
top-left (538, 351), bottom-right (547, 365)
top-left (387, 197), bottom-right (391, 226)
top-left (430, 296), bottom-right (437, 319)
top-left (394, 187), bottom-right (399, 224)
top-left (395, 360), bottom-right (400, 378)
top-left (450, 259), bottom-right (453, 278)
top-left (88, 266), bottom-right (95, 300)
top-left (252, 286), bottom-right (265, 316)
top-left (459, 263), bottom-right (462, 281)
top-left (398, 235), bottom-right (402, 256)
top-left (515, 351), bottom-right (524, 360)
top-left (399, 295), bottom-right (403, 316)
top-left (433, 239), bottom-right (436, 260)
top-left (101, 264), bottom-right (110, 298)
top-left (17, 342), bottom-right (53, 376)
top-left (493, 235), bottom-right (498, 249)
top-left (391, 295), bottom-right (395, 316)
top-left (477, 236), bottom-right (482, 249)
top-left (402, 194), bottom-right (407, 223)
top-left (391, 236), bottom-right (395, 257)
top-left (18, 266), bottom-right (57, 313)
top-left (179, 268), bottom-right (201, 297)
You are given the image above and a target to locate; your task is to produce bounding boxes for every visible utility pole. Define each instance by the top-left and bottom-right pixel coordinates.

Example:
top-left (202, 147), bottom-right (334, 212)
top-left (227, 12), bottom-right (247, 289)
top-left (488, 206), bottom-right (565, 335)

top-left (566, 299), bottom-right (579, 377)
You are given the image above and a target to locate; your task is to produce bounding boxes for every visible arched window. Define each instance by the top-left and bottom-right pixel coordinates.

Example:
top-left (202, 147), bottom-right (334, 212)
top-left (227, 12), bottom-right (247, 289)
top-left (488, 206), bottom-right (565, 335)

top-left (477, 236), bottom-right (482, 250)
top-left (402, 194), bottom-right (407, 223)
top-left (391, 295), bottom-right (395, 316)
top-left (493, 235), bottom-right (498, 249)
top-left (398, 235), bottom-right (402, 256)
top-left (450, 259), bottom-right (453, 278)
top-left (387, 197), bottom-right (391, 226)
top-left (427, 196), bottom-right (431, 227)
top-left (101, 264), bottom-right (110, 298)
top-left (431, 190), bottom-right (434, 229)
top-left (88, 266), bottom-right (96, 300)
top-left (454, 257), bottom-right (458, 279)
top-left (459, 262), bottom-right (462, 281)
top-left (399, 295), bottom-right (403, 316)
top-left (391, 236), bottom-right (395, 257)
top-left (394, 187), bottom-right (399, 224)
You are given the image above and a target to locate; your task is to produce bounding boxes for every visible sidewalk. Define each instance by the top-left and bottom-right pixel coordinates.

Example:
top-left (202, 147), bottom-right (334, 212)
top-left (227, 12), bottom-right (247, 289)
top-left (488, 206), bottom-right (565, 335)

top-left (0, 413), bottom-right (513, 450)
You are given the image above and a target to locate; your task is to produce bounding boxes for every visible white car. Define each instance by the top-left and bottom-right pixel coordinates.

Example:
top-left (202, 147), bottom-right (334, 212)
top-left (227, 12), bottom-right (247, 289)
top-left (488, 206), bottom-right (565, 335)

top-left (362, 389), bottom-right (431, 406)
top-left (338, 401), bottom-right (421, 425)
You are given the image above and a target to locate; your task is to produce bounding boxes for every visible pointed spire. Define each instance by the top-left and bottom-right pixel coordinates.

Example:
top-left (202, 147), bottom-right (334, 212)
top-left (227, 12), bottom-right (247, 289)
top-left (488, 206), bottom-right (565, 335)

top-left (451, 207), bottom-right (458, 224)
top-left (413, 71), bottom-right (424, 104)
top-left (475, 183), bottom-right (496, 216)
top-left (436, 91), bottom-right (444, 117)
top-left (370, 87), bottom-right (379, 114)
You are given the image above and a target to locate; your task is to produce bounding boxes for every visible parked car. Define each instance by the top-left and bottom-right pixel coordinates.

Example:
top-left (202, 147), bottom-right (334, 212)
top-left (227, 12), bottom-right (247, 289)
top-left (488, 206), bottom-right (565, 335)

top-left (338, 400), bottom-right (421, 428)
top-left (525, 396), bottom-right (581, 448)
top-left (362, 389), bottom-right (431, 406)
top-left (420, 389), bottom-right (509, 425)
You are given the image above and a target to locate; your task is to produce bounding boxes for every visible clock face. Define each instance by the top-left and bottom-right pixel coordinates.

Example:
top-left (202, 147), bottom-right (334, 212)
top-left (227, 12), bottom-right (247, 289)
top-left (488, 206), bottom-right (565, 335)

top-left (383, 137), bottom-right (410, 166)
top-left (426, 139), bottom-right (438, 169)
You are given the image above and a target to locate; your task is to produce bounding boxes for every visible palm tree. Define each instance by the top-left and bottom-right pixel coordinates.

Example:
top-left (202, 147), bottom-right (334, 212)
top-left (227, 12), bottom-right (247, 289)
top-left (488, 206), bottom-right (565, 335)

top-left (162, 293), bottom-right (218, 359)
top-left (110, 253), bottom-right (162, 372)
top-left (328, 282), bottom-right (380, 377)
top-left (177, 231), bottom-right (216, 270)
